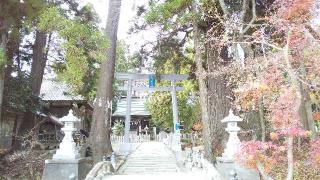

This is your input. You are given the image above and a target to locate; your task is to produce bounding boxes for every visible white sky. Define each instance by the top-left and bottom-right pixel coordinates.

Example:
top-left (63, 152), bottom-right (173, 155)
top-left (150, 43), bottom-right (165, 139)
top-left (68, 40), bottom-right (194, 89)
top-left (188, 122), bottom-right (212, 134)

top-left (81, 0), bottom-right (157, 54)
top-left (81, 0), bottom-right (135, 39)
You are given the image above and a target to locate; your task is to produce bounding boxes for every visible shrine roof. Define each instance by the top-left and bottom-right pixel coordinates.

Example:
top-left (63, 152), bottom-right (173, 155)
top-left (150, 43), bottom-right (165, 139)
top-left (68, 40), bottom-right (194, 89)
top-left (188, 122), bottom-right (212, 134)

top-left (40, 79), bottom-right (85, 102)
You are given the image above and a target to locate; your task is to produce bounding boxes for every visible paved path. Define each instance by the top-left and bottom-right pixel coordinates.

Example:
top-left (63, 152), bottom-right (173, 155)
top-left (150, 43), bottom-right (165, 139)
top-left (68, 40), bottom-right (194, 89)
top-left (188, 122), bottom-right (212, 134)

top-left (118, 142), bottom-right (179, 174)
top-left (103, 142), bottom-right (206, 179)
top-left (102, 172), bottom-right (206, 180)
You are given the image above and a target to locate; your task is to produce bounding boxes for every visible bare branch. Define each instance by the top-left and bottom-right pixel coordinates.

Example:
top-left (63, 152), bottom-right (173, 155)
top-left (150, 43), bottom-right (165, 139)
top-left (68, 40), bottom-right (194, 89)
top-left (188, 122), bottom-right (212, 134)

top-left (232, 40), bottom-right (283, 51)
top-left (218, 0), bottom-right (229, 16)
top-left (241, 0), bottom-right (256, 35)
top-left (178, 30), bottom-right (192, 46)
top-left (296, 75), bottom-right (320, 90)
top-left (63, 0), bottom-right (81, 16)
top-left (240, 0), bottom-right (249, 23)
top-left (305, 24), bottom-right (320, 41)
top-left (256, 160), bottom-right (274, 180)
top-left (44, 32), bottom-right (53, 61)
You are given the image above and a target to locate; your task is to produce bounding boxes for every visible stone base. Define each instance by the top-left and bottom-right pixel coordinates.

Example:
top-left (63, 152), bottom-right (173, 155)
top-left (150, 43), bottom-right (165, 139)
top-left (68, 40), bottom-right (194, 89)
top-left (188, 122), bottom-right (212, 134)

top-left (119, 143), bottom-right (132, 154)
top-left (42, 158), bottom-right (91, 180)
top-left (216, 157), bottom-right (260, 180)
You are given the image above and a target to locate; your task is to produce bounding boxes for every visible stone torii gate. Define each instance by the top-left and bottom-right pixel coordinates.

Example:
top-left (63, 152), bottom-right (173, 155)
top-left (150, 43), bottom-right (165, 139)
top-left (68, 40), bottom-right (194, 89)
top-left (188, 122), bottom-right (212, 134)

top-left (115, 73), bottom-right (188, 153)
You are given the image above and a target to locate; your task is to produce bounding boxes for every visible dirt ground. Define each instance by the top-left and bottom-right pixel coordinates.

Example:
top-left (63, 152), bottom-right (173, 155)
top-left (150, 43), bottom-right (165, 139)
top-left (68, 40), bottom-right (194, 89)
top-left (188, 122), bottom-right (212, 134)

top-left (0, 150), bottom-right (51, 180)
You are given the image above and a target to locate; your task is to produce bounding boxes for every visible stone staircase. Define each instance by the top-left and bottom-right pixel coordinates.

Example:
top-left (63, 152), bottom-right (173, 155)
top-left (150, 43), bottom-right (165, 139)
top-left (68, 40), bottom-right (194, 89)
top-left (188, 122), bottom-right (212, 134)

top-left (117, 142), bottom-right (179, 175)
top-left (102, 142), bottom-right (210, 180)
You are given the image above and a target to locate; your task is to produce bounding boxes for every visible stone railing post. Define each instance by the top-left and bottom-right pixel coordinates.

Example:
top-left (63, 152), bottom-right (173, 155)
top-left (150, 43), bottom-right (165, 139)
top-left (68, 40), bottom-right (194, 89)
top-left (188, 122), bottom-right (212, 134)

top-left (229, 169), bottom-right (238, 180)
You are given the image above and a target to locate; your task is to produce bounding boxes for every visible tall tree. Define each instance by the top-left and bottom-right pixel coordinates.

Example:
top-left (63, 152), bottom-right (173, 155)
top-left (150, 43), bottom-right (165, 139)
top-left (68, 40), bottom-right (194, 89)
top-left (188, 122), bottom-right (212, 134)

top-left (30, 31), bottom-right (47, 96)
top-left (136, 0), bottom-right (231, 161)
top-left (134, 0), bottom-right (217, 161)
top-left (38, 5), bottom-right (108, 101)
top-left (191, 0), bottom-right (213, 161)
top-left (0, 1), bottom-right (9, 149)
top-left (89, 0), bottom-right (122, 163)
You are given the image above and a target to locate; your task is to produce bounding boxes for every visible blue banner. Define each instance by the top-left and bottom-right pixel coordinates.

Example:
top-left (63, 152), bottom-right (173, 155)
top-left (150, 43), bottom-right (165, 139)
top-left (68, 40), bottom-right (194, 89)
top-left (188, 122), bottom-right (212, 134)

top-left (149, 75), bottom-right (156, 88)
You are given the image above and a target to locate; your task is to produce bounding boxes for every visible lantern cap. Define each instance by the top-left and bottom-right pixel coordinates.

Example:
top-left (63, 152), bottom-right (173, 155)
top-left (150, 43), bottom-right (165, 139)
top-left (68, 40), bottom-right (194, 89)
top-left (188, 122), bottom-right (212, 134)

top-left (59, 110), bottom-right (79, 122)
top-left (221, 109), bottom-right (243, 123)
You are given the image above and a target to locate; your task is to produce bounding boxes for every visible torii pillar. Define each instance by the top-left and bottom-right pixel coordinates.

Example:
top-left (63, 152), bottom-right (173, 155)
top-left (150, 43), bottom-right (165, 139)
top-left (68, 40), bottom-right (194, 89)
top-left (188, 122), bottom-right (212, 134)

top-left (171, 80), bottom-right (181, 152)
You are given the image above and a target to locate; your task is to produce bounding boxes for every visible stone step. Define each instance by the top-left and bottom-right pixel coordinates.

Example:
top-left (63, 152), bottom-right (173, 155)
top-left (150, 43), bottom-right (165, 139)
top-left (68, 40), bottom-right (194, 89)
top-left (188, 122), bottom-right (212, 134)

top-left (125, 163), bottom-right (176, 165)
top-left (123, 166), bottom-right (177, 170)
top-left (124, 161), bottom-right (177, 164)
top-left (122, 166), bottom-right (178, 170)
top-left (116, 142), bottom-right (180, 176)
top-left (121, 169), bottom-right (178, 174)
top-left (125, 160), bottom-right (176, 163)
top-left (119, 170), bottom-right (178, 174)
top-left (123, 165), bottom-right (177, 168)
top-left (103, 172), bottom-right (207, 180)
top-left (123, 165), bottom-right (177, 167)
top-left (127, 158), bottom-right (176, 160)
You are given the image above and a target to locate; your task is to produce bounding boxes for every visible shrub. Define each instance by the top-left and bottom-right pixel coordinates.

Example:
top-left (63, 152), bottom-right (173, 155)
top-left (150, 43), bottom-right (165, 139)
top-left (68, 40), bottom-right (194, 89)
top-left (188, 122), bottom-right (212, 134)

top-left (112, 122), bottom-right (124, 136)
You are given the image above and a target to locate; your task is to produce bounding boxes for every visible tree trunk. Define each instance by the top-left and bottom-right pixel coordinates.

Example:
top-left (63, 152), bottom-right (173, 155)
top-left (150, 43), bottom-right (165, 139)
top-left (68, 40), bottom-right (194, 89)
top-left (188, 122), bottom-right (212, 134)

top-left (286, 136), bottom-right (294, 180)
top-left (207, 73), bottom-right (231, 158)
top-left (90, 0), bottom-right (121, 164)
top-left (298, 61), bottom-right (315, 134)
top-left (30, 30), bottom-right (47, 96)
top-left (258, 98), bottom-right (266, 142)
top-left (4, 27), bottom-right (20, 83)
top-left (192, 1), bottom-right (212, 162)
top-left (206, 43), bottom-right (231, 161)
top-left (0, 16), bottom-right (8, 149)
top-left (3, 26), bottom-right (20, 112)
top-left (12, 113), bottom-right (24, 148)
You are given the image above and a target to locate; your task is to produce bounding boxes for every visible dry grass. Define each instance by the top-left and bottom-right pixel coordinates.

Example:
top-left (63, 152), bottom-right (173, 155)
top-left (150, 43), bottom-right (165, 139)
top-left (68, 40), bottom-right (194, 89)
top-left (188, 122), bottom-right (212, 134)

top-left (0, 150), bottom-right (51, 180)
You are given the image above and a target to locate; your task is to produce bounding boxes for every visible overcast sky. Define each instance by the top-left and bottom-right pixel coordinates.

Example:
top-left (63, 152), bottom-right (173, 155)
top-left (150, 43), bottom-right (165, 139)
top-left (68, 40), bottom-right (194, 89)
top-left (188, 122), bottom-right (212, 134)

top-left (81, 0), bottom-right (134, 39)
top-left (81, 0), bottom-right (156, 51)
top-left (79, 0), bottom-right (157, 72)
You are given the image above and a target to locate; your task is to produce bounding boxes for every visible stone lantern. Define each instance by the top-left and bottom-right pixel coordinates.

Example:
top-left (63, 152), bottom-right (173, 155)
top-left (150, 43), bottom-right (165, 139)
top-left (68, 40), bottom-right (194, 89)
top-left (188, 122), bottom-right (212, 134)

top-left (53, 110), bottom-right (80, 160)
top-left (42, 110), bottom-right (91, 180)
top-left (220, 109), bottom-right (243, 160)
top-left (216, 110), bottom-right (259, 180)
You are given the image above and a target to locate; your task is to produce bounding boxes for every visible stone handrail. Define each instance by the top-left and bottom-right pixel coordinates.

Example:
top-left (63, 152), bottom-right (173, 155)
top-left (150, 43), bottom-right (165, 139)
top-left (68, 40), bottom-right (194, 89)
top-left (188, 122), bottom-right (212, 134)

top-left (160, 131), bottom-right (222, 180)
top-left (84, 162), bottom-right (104, 180)
top-left (201, 159), bottom-right (222, 180)
top-left (85, 160), bottom-right (116, 180)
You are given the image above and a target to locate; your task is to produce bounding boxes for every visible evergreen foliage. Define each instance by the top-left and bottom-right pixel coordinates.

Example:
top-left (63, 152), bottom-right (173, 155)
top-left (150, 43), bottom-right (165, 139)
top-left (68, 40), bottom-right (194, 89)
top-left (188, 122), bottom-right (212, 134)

top-left (38, 6), bottom-right (108, 100)
top-left (146, 81), bottom-right (200, 131)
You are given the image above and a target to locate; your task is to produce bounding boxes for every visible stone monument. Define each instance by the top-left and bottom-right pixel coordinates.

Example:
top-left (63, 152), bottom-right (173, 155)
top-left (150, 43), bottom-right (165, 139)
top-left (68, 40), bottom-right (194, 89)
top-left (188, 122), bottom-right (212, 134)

top-left (42, 110), bottom-right (90, 180)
